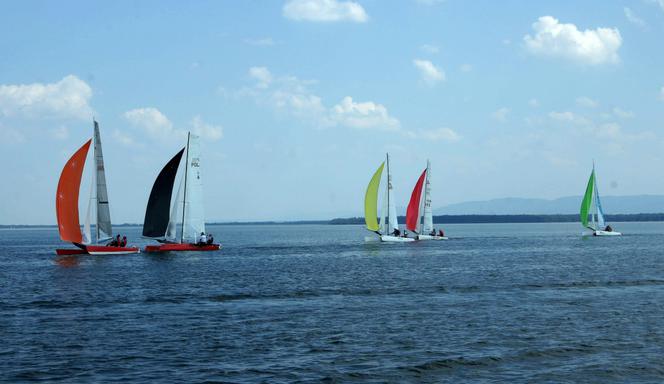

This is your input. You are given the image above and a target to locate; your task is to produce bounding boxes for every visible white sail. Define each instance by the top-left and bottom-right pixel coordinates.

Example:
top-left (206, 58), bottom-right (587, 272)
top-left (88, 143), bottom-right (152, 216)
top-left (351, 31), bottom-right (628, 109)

top-left (93, 121), bottom-right (112, 242)
top-left (594, 175), bottom-right (606, 229)
top-left (181, 133), bottom-right (206, 243)
top-left (422, 161), bottom-right (434, 234)
top-left (388, 171), bottom-right (398, 232)
top-left (166, 170), bottom-right (184, 242)
top-left (379, 179), bottom-right (388, 234)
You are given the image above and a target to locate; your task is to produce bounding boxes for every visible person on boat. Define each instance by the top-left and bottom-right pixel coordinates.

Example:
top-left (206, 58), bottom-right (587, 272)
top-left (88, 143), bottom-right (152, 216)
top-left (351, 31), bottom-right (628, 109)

top-left (430, 229), bottom-right (436, 236)
top-left (393, 228), bottom-right (401, 237)
top-left (403, 232), bottom-right (408, 238)
top-left (438, 229), bottom-right (445, 237)
top-left (605, 225), bottom-right (613, 232)
top-left (120, 236), bottom-right (127, 247)
top-left (198, 232), bottom-right (207, 245)
top-left (108, 234), bottom-right (120, 247)
top-left (206, 233), bottom-right (214, 245)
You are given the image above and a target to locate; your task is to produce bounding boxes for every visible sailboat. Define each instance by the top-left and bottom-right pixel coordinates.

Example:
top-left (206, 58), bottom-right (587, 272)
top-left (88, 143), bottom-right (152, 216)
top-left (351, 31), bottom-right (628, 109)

top-left (55, 121), bottom-right (140, 255)
top-left (364, 154), bottom-right (415, 242)
top-left (580, 163), bottom-right (621, 236)
top-left (143, 132), bottom-right (221, 252)
top-left (406, 160), bottom-right (448, 240)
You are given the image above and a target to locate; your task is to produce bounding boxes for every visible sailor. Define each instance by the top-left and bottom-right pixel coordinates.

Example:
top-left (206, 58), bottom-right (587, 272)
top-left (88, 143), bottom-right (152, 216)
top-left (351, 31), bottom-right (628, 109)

top-left (430, 229), bottom-right (436, 236)
top-left (438, 229), bottom-right (445, 237)
top-left (206, 233), bottom-right (214, 245)
top-left (605, 225), bottom-right (613, 232)
top-left (394, 228), bottom-right (401, 237)
top-left (121, 236), bottom-right (127, 247)
top-left (199, 232), bottom-right (207, 245)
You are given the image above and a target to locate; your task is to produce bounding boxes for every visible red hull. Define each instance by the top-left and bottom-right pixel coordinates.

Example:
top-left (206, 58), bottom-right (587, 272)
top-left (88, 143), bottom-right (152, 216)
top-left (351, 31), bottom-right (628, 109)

top-left (55, 249), bottom-right (88, 255)
top-left (55, 245), bottom-right (140, 255)
top-left (144, 243), bottom-right (221, 252)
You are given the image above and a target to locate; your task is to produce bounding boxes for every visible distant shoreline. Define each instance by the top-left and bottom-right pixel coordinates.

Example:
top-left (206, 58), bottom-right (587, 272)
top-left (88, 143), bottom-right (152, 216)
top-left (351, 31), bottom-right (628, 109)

top-left (4, 213), bottom-right (664, 228)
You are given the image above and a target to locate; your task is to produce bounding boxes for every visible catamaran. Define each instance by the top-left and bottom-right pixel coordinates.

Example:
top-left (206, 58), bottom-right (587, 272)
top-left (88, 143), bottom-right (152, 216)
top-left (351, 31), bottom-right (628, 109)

top-left (364, 154), bottom-right (415, 242)
top-left (406, 160), bottom-right (448, 240)
top-left (55, 121), bottom-right (140, 255)
top-left (580, 163), bottom-right (621, 236)
top-left (142, 132), bottom-right (221, 252)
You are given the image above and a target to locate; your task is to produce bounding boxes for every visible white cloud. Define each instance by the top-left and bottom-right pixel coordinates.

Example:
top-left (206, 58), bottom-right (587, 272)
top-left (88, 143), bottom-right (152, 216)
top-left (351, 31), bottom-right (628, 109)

top-left (331, 96), bottom-right (400, 130)
top-left (647, 0), bottom-right (664, 12)
top-left (460, 64), bottom-right (473, 72)
top-left (112, 129), bottom-right (137, 147)
top-left (50, 126), bottom-right (69, 140)
top-left (406, 127), bottom-right (461, 142)
top-left (244, 37), bottom-right (276, 46)
top-left (249, 66), bottom-right (273, 89)
top-left (624, 7), bottom-right (646, 28)
top-left (123, 107), bottom-right (174, 138)
top-left (413, 59), bottom-right (445, 85)
top-left (576, 96), bottom-right (598, 108)
top-left (190, 115), bottom-right (223, 141)
top-left (524, 16), bottom-right (622, 65)
top-left (492, 107), bottom-right (510, 122)
top-left (0, 75), bottom-right (93, 120)
top-left (612, 107), bottom-right (634, 119)
top-left (283, 0), bottom-right (368, 23)
top-left (420, 44), bottom-right (440, 54)
top-left (548, 110), bottom-right (591, 125)
top-left (528, 98), bottom-right (540, 107)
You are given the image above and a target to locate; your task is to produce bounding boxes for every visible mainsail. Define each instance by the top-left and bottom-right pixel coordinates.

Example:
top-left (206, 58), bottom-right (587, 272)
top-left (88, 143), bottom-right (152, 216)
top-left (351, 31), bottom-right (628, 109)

top-left (143, 148), bottom-right (185, 238)
top-left (386, 154), bottom-right (398, 233)
top-left (421, 161), bottom-right (434, 234)
top-left (364, 162), bottom-right (384, 232)
top-left (93, 121), bottom-right (112, 241)
top-left (181, 133), bottom-right (206, 243)
top-left (56, 140), bottom-right (92, 243)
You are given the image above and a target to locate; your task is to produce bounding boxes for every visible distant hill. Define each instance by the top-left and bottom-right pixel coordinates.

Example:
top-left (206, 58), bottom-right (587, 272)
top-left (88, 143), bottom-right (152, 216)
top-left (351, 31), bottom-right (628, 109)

top-left (433, 195), bottom-right (664, 215)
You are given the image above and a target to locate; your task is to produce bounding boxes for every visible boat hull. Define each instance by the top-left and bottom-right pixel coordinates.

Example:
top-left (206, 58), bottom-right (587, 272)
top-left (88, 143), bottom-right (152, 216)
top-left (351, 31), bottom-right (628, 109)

top-left (143, 243), bottom-right (221, 252)
top-left (416, 234), bottom-right (449, 240)
top-left (55, 249), bottom-right (88, 255)
top-left (55, 245), bottom-right (140, 255)
top-left (586, 230), bottom-right (622, 237)
top-left (380, 235), bottom-right (415, 243)
top-left (85, 245), bottom-right (141, 255)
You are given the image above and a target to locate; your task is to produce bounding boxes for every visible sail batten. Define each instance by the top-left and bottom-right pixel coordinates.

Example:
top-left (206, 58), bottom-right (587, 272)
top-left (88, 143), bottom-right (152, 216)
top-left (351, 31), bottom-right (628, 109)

top-left (143, 148), bottom-right (185, 238)
top-left (56, 140), bottom-right (92, 244)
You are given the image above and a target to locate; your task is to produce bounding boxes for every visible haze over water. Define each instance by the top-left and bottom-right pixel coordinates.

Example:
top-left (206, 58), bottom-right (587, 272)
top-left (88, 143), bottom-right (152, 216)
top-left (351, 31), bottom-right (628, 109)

top-left (2, 222), bottom-right (664, 382)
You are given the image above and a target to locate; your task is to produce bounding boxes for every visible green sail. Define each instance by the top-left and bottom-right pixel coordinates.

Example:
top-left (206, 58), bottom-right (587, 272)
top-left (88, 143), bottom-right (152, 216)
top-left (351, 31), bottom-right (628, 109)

top-left (580, 170), bottom-right (595, 228)
top-left (364, 162), bottom-right (385, 232)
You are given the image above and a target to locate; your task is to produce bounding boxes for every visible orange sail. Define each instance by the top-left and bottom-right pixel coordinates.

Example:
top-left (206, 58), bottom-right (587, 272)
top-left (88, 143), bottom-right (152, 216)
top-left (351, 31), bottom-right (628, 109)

top-left (56, 139), bottom-right (91, 243)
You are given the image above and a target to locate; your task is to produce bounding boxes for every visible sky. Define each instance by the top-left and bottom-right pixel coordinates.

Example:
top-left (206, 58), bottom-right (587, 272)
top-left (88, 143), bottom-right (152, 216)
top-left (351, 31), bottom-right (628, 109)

top-left (1, 0), bottom-right (664, 224)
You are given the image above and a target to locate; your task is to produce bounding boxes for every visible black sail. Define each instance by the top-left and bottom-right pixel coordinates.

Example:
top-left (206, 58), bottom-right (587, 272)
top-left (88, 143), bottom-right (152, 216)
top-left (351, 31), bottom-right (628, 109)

top-left (142, 148), bottom-right (185, 237)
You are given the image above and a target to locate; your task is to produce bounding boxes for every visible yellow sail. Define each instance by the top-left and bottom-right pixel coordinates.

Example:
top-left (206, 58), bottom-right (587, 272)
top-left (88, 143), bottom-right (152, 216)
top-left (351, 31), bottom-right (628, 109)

top-left (364, 162), bottom-right (385, 231)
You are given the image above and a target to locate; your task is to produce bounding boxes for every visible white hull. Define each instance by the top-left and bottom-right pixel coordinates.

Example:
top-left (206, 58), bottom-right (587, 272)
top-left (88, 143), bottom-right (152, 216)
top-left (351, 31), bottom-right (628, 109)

top-left (416, 234), bottom-right (448, 241)
top-left (380, 235), bottom-right (415, 243)
top-left (583, 230), bottom-right (622, 237)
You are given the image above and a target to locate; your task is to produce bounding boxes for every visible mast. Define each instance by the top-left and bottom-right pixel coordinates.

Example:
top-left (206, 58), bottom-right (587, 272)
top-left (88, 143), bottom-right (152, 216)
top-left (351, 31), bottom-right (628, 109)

top-left (386, 153), bottom-right (390, 234)
top-left (93, 121), bottom-right (98, 242)
top-left (180, 132), bottom-right (190, 243)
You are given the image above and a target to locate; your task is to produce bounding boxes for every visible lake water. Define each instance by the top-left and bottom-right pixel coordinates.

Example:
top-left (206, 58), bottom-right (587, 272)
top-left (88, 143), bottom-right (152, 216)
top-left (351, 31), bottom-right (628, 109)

top-left (1, 222), bottom-right (664, 383)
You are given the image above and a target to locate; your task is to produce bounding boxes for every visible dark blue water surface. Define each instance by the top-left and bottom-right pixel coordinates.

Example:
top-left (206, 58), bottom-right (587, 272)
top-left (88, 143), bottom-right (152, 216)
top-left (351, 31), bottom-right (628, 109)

top-left (2, 222), bottom-right (664, 383)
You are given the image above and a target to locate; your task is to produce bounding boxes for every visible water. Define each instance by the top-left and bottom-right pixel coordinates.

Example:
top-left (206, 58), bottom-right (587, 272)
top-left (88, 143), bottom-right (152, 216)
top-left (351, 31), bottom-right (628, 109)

top-left (2, 222), bottom-right (664, 383)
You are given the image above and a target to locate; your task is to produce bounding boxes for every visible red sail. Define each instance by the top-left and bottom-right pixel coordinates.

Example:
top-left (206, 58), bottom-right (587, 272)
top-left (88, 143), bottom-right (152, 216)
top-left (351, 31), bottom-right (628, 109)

top-left (56, 139), bottom-right (91, 243)
top-left (406, 169), bottom-right (427, 232)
